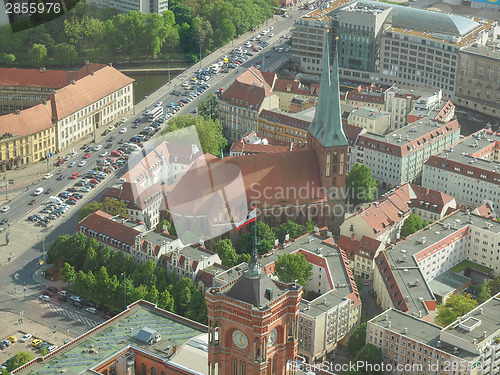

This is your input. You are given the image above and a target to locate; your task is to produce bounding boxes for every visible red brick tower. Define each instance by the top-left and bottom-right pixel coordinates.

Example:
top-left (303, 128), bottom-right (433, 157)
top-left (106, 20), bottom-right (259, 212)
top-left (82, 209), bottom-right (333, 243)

top-left (206, 229), bottom-right (302, 375)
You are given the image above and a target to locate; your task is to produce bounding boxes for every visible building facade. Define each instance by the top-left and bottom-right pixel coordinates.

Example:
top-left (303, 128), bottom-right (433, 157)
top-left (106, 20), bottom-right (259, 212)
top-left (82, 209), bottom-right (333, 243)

top-left (85, 0), bottom-right (168, 14)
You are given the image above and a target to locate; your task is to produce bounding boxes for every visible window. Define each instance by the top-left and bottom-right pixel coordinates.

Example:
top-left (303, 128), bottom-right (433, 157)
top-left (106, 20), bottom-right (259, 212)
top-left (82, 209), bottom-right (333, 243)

top-left (142, 364), bottom-right (146, 375)
top-left (151, 367), bottom-right (156, 375)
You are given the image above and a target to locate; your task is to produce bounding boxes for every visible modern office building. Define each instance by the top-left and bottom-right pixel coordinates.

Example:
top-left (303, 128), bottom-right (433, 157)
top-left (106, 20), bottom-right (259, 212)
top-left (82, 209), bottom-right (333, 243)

top-left (422, 127), bottom-right (500, 213)
top-left (292, 0), bottom-right (497, 99)
top-left (85, 0), bottom-right (168, 14)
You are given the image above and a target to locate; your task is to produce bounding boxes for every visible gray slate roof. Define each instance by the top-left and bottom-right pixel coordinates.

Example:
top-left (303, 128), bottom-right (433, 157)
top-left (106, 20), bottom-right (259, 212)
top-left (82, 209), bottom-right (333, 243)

top-left (225, 272), bottom-right (285, 307)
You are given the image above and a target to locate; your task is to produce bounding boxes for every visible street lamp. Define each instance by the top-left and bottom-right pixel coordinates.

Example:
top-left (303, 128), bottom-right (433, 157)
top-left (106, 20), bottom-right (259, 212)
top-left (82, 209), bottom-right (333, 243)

top-left (121, 272), bottom-right (126, 309)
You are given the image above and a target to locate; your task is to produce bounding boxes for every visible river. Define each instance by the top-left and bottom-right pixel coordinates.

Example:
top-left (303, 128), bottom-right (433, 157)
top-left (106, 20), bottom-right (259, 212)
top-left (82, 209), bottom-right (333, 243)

top-left (124, 72), bottom-right (178, 105)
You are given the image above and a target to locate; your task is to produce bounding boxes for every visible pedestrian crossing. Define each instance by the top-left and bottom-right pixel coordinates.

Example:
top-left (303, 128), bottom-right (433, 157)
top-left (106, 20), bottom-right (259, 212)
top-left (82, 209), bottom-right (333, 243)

top-left (45, 303), bottom-right (101, 328)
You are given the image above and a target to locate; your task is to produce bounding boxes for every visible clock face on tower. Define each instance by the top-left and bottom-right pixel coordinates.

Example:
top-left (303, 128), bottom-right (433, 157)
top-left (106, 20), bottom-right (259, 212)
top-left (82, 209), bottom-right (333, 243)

top-left (267, 328), bottom-right (277, 347)
top-left (232, 330), bottom-right (248, 349)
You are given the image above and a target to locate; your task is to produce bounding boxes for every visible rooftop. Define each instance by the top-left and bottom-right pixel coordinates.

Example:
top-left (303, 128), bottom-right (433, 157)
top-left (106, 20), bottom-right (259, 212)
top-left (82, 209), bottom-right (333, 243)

top-left (14, 301), bottom-right (207, 375)
top-left (369, 308), bottom-right (478, 361)
top-left (349, 107), bottom-right (389, 120)
top-left (428, 271), bottom-right (470, 298)
top-left (300, 0), bottom-right (352, 23)
top-left (462, 43), bottom-right (500, 60)
top-left (425, 128), bottom-right (500, 186)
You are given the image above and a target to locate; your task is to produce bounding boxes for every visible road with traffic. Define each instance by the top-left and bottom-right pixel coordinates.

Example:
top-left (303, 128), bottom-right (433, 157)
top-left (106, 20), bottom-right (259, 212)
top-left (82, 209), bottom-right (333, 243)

top-left (0, 7), bottom-right (308, 343)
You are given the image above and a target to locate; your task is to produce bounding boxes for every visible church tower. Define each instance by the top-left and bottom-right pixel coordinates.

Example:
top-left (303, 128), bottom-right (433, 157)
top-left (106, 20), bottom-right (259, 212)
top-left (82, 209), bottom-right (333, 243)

top-left (307, 33), bottom-right (349, 191)
top-left (206, 227), bottom-right (302, 375)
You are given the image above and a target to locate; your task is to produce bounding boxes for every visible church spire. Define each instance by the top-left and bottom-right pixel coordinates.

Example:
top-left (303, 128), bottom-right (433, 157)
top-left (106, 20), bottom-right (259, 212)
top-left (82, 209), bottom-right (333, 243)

top-left (308, 32), bottom-right (348, 148)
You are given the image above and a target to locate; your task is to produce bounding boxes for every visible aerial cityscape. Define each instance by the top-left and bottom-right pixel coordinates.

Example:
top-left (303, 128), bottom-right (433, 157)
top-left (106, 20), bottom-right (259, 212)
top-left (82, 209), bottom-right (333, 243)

top-left (0, 0), bottom-right (500, 374)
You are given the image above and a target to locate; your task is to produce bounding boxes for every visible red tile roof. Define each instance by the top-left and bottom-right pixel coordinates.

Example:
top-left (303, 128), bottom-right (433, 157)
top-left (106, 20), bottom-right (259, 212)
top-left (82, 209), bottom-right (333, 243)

top-left (77, 210), bottom-right (140, 249)
top-left (0, 64), bottom-right (107, 88)
top-left (409, 183), bottom-right (455, 214)
top-left (0, 101), bottom-right (54, 137)
top-left (50, 66), bottom-right (134, 120)
top-left (273, 78), bottom-right (320, 97)
top-left (219, 67), bottom-right (276, 111)
top-left (229, 132), bottom-right (294, 154)
top-left (472, 202), bottom-right (496, 220)
top-left (337, 235), bottom-right (382, 261)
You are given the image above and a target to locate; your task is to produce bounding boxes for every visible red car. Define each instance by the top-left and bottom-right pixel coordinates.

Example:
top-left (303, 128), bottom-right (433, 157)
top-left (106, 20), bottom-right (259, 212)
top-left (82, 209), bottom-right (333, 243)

top-left (29, 199), bottom-right (37, 205)
top-left (106, 157), bottom-right (115, 162)
top-left (89, 179), bottom-right (100, 184)
top-left (71, 172), bottom-right (79, 179)
top-left (110, 151), bottom-right (121, 157)
top-left (83, 153), bottom-right (91, 159)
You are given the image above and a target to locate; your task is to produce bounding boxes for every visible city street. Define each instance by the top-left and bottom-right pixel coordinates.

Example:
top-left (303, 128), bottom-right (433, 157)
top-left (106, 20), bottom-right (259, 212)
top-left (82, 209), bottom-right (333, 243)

top-left (0, 7), bottom-right (307, 350)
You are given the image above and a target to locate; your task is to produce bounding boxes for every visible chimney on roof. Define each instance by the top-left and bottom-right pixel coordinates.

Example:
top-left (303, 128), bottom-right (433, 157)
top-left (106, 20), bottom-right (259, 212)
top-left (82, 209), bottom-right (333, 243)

top-left (85, 61), bottom-right (89, 65)
top-left (108, 63), bottom-right (113, 67)
top-left (351, 233), bottom-right (357, 240)
top-left (91, 71), bottom-right (94, 76)
top-left (43, 99), bottom-right (47, 105)
top-left (71, 80), bottom-right (76, 85)
top-left (15, 110), bottom-right (20, 115)
top-left (39, 67), bottom-right (46, 73)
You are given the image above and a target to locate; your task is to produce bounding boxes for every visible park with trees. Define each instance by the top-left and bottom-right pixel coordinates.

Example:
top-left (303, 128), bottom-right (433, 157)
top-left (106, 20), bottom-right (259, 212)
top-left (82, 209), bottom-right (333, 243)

top-left (0, 0), bottom-right (276, 67)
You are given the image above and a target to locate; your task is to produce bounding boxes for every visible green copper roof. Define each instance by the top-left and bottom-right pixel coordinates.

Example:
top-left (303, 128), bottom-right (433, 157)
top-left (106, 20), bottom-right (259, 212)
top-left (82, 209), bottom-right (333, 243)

top-left (308, 36), bottom-right (348, 148)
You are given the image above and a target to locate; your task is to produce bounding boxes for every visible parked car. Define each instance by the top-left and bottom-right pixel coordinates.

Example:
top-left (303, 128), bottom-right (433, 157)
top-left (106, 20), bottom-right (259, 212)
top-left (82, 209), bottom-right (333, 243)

top-left (39, 295), bottom-right (51, 302)
top-left (32, 339), bottom-right (42, 347)
top-left (20, 333), bottom-right (32, 343)
top-left (70, 295), bottom-right (82, 302)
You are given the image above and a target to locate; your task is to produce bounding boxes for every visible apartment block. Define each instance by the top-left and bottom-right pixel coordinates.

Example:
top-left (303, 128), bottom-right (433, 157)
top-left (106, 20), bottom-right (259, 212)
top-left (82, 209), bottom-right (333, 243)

top-left (422, 128), bottom-right (500, 213)
top-left (218, 67), bottom-right (278, 141)
top-left (347, 107), bottom-right (390, 134)
top-left (368, 294), bottom-right (500, 375)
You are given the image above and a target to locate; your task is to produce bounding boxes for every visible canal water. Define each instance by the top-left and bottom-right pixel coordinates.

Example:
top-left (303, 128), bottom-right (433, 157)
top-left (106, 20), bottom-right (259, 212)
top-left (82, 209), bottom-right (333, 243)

top-left (124, 68), bottom-right (500, 136)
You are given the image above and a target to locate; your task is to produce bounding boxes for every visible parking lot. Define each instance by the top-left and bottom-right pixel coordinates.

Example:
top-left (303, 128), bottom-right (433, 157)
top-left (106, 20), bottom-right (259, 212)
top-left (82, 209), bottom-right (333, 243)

top-left (0, 329), bottom-right (59, 367)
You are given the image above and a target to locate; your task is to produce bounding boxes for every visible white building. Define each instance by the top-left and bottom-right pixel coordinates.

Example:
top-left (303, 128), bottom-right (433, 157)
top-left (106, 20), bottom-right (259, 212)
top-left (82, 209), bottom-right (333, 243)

top-left (423, 128), bottom-right (500, 213)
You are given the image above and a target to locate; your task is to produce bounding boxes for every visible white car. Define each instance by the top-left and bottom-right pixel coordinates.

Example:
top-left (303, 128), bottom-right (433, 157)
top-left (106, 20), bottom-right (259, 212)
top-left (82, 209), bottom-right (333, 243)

top-left (70, 151), bottom-right (77, 157)
top-left (94, 145), bottom-right (102, 151)
top-left (120, 127), bottom-right (127, 134)
top-left (70, 295), bottom-right (82, 302)
top-left (86, 307), bottom-right (97, 314)
top-left (58, 290), bottom-right (68, 296)
top-left (81, 186), bottom-right (91, 192)
top-left (269, 33), bottom-right (274, 37)
top-left (1, 206), bottom-right (9, 212)
top-left (155, 102), bottom-right (163, 107)
top-left (44, 173), bottom-right (53, 179)
top-left (121, 118), bottom-right (127, 123)
top-left (47, 345), bottom-right (59, 353)
top-left (68, 162), bottom-right (76, 167)
top-left (78, 161), bottom-right (87, 167)
top-left (99, 151), bottom-right (108, 157)
top-left (39, 295), bottom-right (51, 302)
top-left (20, 333), bottom-right (32, 342)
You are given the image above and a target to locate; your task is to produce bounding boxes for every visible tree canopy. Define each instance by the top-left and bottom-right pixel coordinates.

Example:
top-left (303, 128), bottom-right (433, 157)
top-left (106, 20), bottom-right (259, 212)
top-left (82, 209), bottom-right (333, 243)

top-left (79, 198), bottom-right (128, 220)
top-left (238, 221), bottom-right (276, 255)
top-left (347, 322), bottom-right (367, 358)
top-left (198, 94), bottom-right (219, 120)
top-left (274, 253), bottom-right (313, 286)
top-left (161, 115), bottom-right (227, 157)
top-left (6, 352), bottom-right (35, 372)
top-left (478, 279), bottom-right (492, 304)
top-left (346, 163), bottom-right (377, 206)
top-left (436, 293), bottom-right (478, 326)
top-left (352, 344), bottom-right (384, 375)
top-left (400, 214), bottom-right (428, 237)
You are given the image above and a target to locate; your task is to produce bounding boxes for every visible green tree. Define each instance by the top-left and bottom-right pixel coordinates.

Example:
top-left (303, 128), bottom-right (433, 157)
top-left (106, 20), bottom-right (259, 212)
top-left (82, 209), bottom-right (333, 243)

top-left (273, 220), bottom-right (308, 243)
top-left (101, 198), bottom-right (129, 217)
top-left (488, 276), bottom-right (500, 295)
top-left (352, 344), bottom-right (383, 375)
top-left (156, 219), bottom-right (177, 236)
top-left (215, 18), bottom-right (236, 45)
top-left (215, 238), bottom-right (238, 267)
top-left (95, 266), bottom-right (110, 304)
top-left (400, 214), bottom-right (427, 237)
top-left (1, 53), bottom-right (16, 66)
top-left (478, 279), bottom-right (492, 304)
top-left (346, 163), bottom-right (377, 206)
top-left (61, 262), bottom-right (77, 285)
top-left (53, 43), bottom-right (78, 66)
top-left (31, 44), bottom-right (47, 67)
top-left (436, 293), bottom-right (478, 326)
top-left (6, 352), bottom-right (35, 372)
top-left (40, 346), bottom-right (48, 356)
top-left (198, 93), bottom-right (218, 120)
top-left (347, 322), bottom-right (367, 358)
top-left (79, 201), bottom-right (101, 220)
top-left (239, 221), bottom-right (276, 255)
top-left (158, 289), bottom-right (175, 312)
top-left (162, 115), bottom-right (227, 156)
top-left (274, 252), bottom-right (313, 286)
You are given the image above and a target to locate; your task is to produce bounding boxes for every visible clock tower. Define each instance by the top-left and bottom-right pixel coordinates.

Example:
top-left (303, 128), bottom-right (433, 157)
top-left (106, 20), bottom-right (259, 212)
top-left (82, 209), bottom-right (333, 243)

top-left (206, 230), bottom-right (302, 375)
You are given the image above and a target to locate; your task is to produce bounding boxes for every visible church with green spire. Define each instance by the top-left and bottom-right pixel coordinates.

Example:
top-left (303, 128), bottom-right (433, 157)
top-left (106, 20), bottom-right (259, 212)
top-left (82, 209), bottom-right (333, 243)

top-left (307, 33), bottom-right (349, 194)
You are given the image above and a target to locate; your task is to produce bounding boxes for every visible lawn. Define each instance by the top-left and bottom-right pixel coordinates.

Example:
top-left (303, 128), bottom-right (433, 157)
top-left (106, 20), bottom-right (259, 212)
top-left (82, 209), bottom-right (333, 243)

top-left (450, 260), bottom-right (493, 274)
